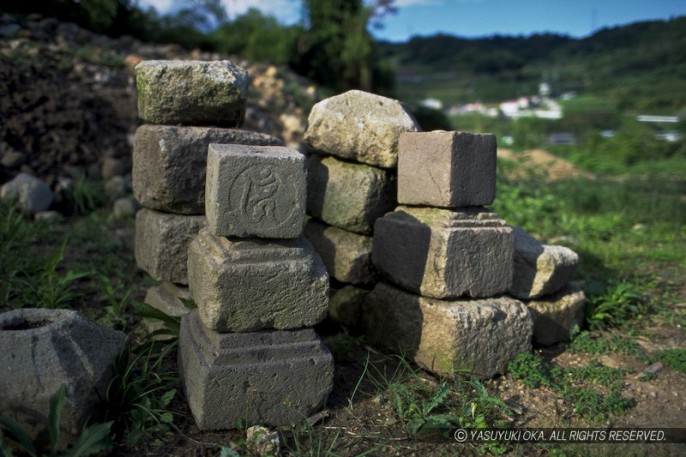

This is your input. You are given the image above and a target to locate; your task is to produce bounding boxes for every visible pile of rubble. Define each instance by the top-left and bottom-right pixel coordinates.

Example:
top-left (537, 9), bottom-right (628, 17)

top-left (0, 13), bottom-right (318, 216)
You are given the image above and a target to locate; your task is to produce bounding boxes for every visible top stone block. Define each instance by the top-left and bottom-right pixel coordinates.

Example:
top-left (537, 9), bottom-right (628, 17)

top-left (304, 90), bottom-right (420, 169)
top-left (398, 131), bottom-right (497, 208)
top-left (136, 60), bottom-right (249, 127)
top-left (205, 143), bottom-right (306, 239)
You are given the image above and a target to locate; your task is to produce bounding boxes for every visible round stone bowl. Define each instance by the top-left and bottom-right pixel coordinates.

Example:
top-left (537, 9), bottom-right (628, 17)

top-left (0, 308), bottom-right (125, 443)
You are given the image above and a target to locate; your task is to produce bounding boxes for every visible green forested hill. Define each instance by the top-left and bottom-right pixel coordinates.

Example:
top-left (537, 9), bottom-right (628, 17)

top-left (381, 16), bottom-right (686, 113)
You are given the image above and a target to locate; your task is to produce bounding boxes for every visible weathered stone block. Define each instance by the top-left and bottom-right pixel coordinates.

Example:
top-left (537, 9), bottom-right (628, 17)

top-left (135, 208), bottom-right (206, 284)
top-left (205, 144), bottom-right (306, 238)
top-left (509, 227), bottom-right (579, 299)
top-left (179, 310), bottom-right (334, 429)
top-left (304, 90), bottom-right (420, 168)
top-left (0, 309), bottom-right (125, 442)
top-left (306, 154), bottom-right (395, 235)
top-left (144, 282), bottom-right (193, 317)
top-left (136, 60), bottom-right (248, 126)
top-left (187, 228), bottom-right (329, 332)
top-left (363, 282), bottom-right (532, 378)
top-left (304, 219), bottom-right (375, 285)
top-left (526, 284), bottom-right (585, 346)
top-left (329, 285), bottom-right (370, 329)
top-left (397, 131), bottom-right (496, 208)
top-left (133, 125), bottom-right (283, 214)
top-left (372, 206), bottom-right (514, 299)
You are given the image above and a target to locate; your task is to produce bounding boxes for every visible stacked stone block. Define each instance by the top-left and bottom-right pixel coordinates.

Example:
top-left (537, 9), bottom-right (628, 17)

top-left (365, 131), bottom-right (584, 377)
top-left (302, 90), bottom-right (420, 327)
top-left (365, 131), bottom-right (532, 378)
top-left (509, 227), bottom-right (583, 345)
top-left (179, 142), bottom-right (333, 429)
top-left (132, 60), bottom-right (283, 316)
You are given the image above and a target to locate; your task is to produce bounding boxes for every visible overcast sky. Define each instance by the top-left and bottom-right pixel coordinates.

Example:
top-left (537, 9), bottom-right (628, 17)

top-left (137, 0), bottom-right (686, 41)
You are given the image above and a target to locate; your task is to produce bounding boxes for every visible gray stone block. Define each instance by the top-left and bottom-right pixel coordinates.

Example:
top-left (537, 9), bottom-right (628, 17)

top-left (306, 154), bottom-right (396, 235)
top-left (144, 282), bottom-right (193, 317)
top-left (0, 309), bottom-right (125, 442)
top-left (178, 310), bottom-right (334, 429)
top-left (133, 125), bottom-right (283, 214)
top-left (187, 228), bottom-right (329, 332)
top-left (304, 90), bottom-right (420, 168)
top-left (397, 131), bottom-right (496, 208)
top-left (205, 144), bottom-right (306, 238)
top-left (372, 206), bottom-right (514, 299)
top-left (329, 285), bottom-right (370, 329)
top-left (136, 60), bottom-right (249, 126)
top-left (363, 282), bottom-right (532, 378)
top-left (304, 219), bottom-right (376, 286)
top-left (135, 208), bottom-right (206, 284)
top-left (526, 284), bottom-right (585, 346)
top-left (509, 227), bottom-right (579, 299)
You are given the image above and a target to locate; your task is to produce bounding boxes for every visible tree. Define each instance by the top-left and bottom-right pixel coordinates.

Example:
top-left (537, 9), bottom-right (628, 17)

top-left (291, 0), bottom-right (396, 93)
top-left (210, 9), bottom-right (301, 65)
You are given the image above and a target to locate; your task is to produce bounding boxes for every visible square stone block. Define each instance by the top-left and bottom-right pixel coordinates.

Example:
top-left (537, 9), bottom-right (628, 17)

top-left (179, 310), bottom-right (334, 430)
top-left (398, 131), bottom-right (496, 208)
top-left (135, 208), bottom-right (206, 284)
top-left (306, 154), bottom-right (396, 235)
top-left (136, 60), bottom-right (249, 126)
top-left (363, 282), bottom-right (532, 378)
top-left (304, 219), bottom-right (376, 286)
top-left (187, 228), bottom-right (329, 332)
top-left (372, 206), bottom-right (514, 299)
top-left (526, 284), bottom-right (585, 346)
top-left (132, 125), bottom-right (283, 214)
top-left (205, 144), bottom-right (306, 238)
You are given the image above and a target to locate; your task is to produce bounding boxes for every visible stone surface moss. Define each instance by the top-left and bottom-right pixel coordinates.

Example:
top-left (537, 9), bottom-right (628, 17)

top-left (135, 60), bottom-right (249, 126)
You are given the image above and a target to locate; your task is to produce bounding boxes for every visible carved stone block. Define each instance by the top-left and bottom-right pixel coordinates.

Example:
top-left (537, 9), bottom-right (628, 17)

top-left (179, 310), bottom-right (333, 429)
top-left (187, 228), bottom-right (329, 332)
top-left (372, 206), bottom-right (514, 299)
top-left (205, 144), bottom-right (306, 239)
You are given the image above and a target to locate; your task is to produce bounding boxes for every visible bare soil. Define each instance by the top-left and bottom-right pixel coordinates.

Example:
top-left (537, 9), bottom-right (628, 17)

top-left (498, 148), bottom-right (592, 181)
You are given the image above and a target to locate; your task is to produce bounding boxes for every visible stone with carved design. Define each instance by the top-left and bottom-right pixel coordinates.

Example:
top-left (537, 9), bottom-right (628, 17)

top-left (205, 143), bottom-right (306, 239)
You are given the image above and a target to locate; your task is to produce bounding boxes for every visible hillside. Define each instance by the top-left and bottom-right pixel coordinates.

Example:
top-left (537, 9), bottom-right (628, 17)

top-left (0, 13), bottom-right (318, 189)
top-left (381, 16), bottom-right (686, 113)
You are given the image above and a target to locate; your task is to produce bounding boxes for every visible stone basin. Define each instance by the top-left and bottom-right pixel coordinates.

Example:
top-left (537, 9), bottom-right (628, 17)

top-left (0, 308), bottom-right (125, 442)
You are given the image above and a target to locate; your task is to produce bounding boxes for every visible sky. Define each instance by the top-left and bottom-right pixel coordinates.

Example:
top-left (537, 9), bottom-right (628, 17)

top-left (137, 0), bottom-right (686, 42)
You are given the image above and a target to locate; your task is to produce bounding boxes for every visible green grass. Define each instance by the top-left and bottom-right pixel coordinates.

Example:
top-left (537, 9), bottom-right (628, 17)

top-left (492, 154), bottom-right (685, 334)
top-left (507, 352), bottom-right (635, 422)
top-left (653, 349), bottom-right (686, 373)
top-left (94, 338), bottom-right (179, 449)
top-left (570, 331), bottom-right (650, 362)
top-left (351, 354), bottom-right (512, 454)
